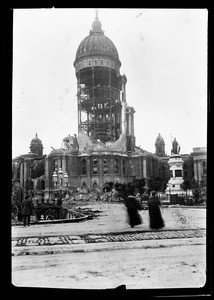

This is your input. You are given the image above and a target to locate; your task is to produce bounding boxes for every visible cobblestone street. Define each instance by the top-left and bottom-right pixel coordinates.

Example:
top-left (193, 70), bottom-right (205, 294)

top-left (12, 204), bottom-right (207, 289)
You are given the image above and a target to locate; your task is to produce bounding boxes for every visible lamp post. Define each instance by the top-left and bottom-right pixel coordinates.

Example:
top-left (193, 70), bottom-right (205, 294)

top-left (64, 172), bottom-right (69, 197)
top-left (58, 168), bottom-right (63, 207)
top-left (52, 168), bottom-right (69, 218)
top-left (52, 170), bottom-right (58, 204)
top-left (52, 171), bottom-right (58, 186)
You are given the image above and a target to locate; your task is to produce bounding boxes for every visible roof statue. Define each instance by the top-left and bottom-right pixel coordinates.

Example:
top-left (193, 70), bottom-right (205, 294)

top-left (171, 138), bottom-right (180, 155)
top-left (63, 134), bottom-right (79, 152)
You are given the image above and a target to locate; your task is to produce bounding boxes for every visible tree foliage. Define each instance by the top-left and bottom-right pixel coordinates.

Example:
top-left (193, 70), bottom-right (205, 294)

top-left (11, 182), bottom-right (22, 214)
top-left (147, 177), bottom-right (168, 192)
top-left (180, 177), bottom-right (199, 193)
top-left (132, 178), bottom-right (146, 194)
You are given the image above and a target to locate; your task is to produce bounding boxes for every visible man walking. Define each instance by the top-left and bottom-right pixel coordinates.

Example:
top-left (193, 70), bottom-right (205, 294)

top-left (21, 195), bottom-right (34, 226)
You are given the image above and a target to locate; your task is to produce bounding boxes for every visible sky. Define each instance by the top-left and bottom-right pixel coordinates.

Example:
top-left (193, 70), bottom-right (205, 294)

top-left (12, 8), bottom-right (208, 158)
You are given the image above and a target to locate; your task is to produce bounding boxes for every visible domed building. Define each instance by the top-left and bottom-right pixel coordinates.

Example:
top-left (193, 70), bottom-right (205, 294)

top-left (43, 13), bottom-right (162, 200)
top-left (12, 134), bottom-right (46, 203)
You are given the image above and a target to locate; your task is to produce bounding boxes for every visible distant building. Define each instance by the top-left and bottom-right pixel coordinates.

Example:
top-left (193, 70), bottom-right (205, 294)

top-left (12, 134), bottom-right (45, 200)
top-left (191, 147), bottom-right (207, 188)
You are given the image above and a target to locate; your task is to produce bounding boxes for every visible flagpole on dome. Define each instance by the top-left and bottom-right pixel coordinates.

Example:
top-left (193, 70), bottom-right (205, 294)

top-left (95, 8), bottom-right (99, 19)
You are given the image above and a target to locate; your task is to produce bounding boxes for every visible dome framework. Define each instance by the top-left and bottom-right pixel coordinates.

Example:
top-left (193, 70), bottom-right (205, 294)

top-left (74, 14), bottom-right (123, 143)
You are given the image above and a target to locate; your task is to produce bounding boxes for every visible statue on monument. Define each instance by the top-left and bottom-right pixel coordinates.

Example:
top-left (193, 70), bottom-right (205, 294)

top-left (171, 138), bottom-right (180, 155)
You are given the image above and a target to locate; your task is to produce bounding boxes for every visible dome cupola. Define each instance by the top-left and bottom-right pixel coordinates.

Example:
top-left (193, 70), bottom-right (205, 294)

top-left (74, 12), bottom-right (121, 73)
top-left (155, 133), bottom-right (165, 145)
top-left (91, 15), bottom-right (103, 33)
top-left (30, 133), bottom-right (43, 156)
top-left (155, 133), bottom-right (166, 157)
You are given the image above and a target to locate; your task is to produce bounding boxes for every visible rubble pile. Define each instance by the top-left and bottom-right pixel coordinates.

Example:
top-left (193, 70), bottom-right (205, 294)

top-left (62, 189), bottom-right (123, 209)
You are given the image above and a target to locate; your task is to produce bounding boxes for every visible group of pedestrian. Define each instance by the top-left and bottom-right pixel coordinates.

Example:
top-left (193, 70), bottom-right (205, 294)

top-left (124, 184), bottom-right (165, 230)
top-left (20, 186), bottom-right (164, 229)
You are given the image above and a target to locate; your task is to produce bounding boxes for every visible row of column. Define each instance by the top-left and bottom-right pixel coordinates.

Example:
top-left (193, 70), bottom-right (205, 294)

top-left (193, 159), bottom-right (203, 183)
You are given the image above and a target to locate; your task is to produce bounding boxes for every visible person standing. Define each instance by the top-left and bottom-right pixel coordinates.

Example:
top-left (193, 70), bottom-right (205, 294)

top-left (147, 191), bottom-right (165, 230)
top-left (21, 195), bottom-right (34, 226)
top-left (124, 184), bottom-right (143, 228)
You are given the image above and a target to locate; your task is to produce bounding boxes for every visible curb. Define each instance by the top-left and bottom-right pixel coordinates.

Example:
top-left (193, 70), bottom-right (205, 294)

top-left (12, 237), bottom-right (206, 256)
top-left (12, 227), bottom-right (206, 240)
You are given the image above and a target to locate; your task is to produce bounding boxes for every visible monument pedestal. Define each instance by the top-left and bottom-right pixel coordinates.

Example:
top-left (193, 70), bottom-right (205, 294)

top-left (166, 154), bottom-right (184, 196)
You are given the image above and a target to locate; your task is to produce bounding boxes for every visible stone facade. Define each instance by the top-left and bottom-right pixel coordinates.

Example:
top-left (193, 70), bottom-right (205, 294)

top-left (43, 131), bottom-right (164, 200)
top-left (12, 133), bottom-right (206, 201)
top-left (191, 147), bottom-right (207, 187)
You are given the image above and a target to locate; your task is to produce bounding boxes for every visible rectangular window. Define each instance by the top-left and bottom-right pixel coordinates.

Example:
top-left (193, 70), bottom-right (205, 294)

top-left (175, 170), bottom-right (182, 177)
top-left (103, 158), bottom-right (108, 174)
top-left (123, 160), bottom-right (126, 174)
top-left (93, 167), bottom-right (98, 174)
top-left (92, 159), bottom-right (98, 174)
top-left (82, 159), bottom-right (87, 175)
top-left (114, 159), bottom-right (119, 173)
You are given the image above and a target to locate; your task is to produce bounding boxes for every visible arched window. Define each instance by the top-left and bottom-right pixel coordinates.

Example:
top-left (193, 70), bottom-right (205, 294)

top-left (41, 178), bottom-right (45, 190)
top-left (114, 158), bottom-right (119, 173)
top-left (183, 163), bottom-right (188, 177)
top-left (92, 158), bottom-right (98, 174)
top-left (202, 161), bottom-right (206, 175)
top-left (82, 159), bottom-right (86, 175)
top-left (82, 182), bottom-right (87, 189)
top-left (122, 159), bottom-right (126, 174)
top-left (53, 158), bottom-right (58, 170)
top-left (103, 158), bottom-right (108, 174)
top-left (92, 182), bottom-right (98, 191)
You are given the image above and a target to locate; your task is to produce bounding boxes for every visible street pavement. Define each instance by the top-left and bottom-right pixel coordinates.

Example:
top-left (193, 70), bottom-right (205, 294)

top-left (12, 203), bottom-right (206, 255)
top-left (11, 203), bottom-right (207, 289)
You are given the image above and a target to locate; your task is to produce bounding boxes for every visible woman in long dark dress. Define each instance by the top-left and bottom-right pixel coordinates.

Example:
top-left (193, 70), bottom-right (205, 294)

top-left (124, 184), bottom-right (143, 228)
top-left (147, 191), bottom-right (164, 230)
